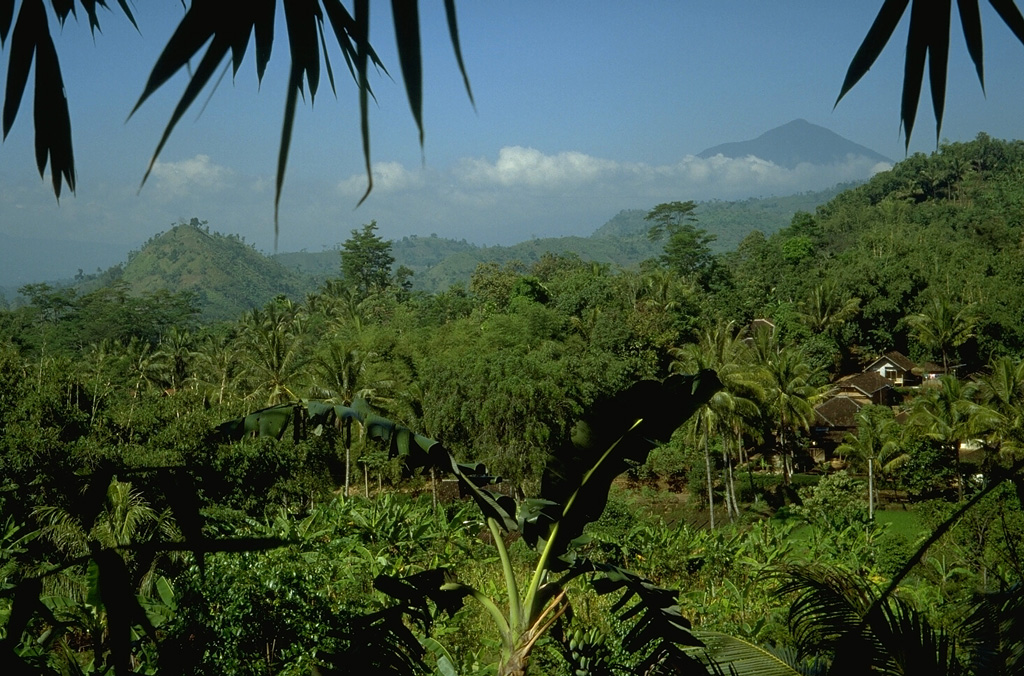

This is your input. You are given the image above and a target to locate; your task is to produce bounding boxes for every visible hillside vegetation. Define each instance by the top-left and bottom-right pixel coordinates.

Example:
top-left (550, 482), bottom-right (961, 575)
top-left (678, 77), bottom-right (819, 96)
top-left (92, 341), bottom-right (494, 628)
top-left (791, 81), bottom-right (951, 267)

top-left (4, 135), bottom-right (1024, 674)
top-left (273, 185), bottom-right (848, 293)
top-left (85, 221), bottom-right (315, 321)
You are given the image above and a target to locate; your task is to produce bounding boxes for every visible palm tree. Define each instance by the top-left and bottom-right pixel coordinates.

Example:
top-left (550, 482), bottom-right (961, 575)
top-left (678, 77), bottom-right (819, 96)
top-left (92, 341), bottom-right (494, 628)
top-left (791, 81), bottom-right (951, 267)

top-left (909, 376), bottom-right (996, 501)
top-left (672, 322), bottom-right (764, 526)
top-left (759, 342), bottom-right (819, 484)
top-left (797, 281), bottom-right (861, 337)
top-left (310, 338), bottom-right (395, 496)
top-left (190, 334), bottom-right (241, 406)
top-left (153, 326), bottom-right (194, 392)
top-left (976, 355), bottom-right (1024, 460)
top-left (906, 297), bottom-right (979, 376)
top-left (238, 306), bottom-right (309, 406)
top-left (836, 406), bottom-right (904, 520)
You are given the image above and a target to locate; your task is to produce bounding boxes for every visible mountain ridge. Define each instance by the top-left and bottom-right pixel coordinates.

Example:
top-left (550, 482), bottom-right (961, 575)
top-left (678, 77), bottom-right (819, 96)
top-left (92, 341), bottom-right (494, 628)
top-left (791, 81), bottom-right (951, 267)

top-left (698, 118), bottom-right (892, 169)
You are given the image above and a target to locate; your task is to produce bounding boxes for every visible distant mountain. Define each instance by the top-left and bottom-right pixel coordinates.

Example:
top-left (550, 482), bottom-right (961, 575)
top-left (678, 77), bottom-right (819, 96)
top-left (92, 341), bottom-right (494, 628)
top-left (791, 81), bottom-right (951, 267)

top-left (7, 185), bottom-right (849, 308)
top-left (591, 184), bottom-right (851, 251)
top-left (698, 119), bottom-right (892, 169)
top-left (272, 234), bottom-right (479, 285)
top-left (397, 185), bottom-right (846, 292)
top-left (114, 224), bottom-right (314, 321)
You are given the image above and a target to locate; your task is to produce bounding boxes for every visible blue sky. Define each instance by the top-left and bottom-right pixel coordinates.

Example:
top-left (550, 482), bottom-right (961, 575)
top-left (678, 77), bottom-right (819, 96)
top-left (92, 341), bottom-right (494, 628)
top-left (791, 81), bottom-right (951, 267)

top-left (2, 1), bottom-right (1024, 263)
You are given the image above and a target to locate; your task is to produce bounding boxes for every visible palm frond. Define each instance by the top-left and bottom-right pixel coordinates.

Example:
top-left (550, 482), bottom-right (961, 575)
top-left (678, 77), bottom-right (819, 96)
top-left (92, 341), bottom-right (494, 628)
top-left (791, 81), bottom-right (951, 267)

top-left (696, 631), bottom-right (806, 676)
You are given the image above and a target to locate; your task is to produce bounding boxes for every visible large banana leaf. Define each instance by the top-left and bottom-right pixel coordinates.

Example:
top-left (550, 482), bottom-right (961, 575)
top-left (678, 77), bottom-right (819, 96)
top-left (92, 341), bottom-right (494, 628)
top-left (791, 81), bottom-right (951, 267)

top-left (529, 370), bottom-right (720, 562)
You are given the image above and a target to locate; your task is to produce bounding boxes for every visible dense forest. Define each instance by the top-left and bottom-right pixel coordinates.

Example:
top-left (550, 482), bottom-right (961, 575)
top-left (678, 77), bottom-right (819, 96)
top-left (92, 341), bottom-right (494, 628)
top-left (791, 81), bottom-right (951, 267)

top-left (2, 135), bottom-right (1024, 674)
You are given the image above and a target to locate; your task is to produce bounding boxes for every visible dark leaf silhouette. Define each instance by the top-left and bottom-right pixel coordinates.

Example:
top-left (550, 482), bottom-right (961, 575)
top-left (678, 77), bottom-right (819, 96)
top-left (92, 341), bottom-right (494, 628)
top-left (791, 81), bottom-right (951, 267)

top-left (839, 0), bottom-right (1024, 150)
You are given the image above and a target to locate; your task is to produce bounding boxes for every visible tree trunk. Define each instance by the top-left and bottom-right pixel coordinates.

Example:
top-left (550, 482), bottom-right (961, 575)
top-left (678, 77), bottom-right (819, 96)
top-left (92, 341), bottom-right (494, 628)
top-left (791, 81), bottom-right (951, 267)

top-left (344, 445), bottom-right (351, 498)
top-left (704, 434), bottom-right (715, 530)
top-left (868, 456), bottom-right (874, 520)
top-left (431, 467), bottom-right (438, 509)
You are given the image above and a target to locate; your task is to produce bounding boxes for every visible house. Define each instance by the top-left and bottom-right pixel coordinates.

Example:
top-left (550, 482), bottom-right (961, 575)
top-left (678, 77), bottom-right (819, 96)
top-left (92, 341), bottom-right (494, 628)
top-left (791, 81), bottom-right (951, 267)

top-left (863, 351), bottom-right (918, 386)
top-left (811, 395), bottom-right (863, 460)
top-left (834, 371), bottom-right (896, 406)
top-left (915, 361), bottom-right (964, 381)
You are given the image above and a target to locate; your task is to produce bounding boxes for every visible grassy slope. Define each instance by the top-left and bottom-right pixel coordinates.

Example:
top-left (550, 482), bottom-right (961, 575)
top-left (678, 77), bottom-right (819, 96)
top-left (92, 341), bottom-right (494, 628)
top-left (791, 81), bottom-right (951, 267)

top-left (119, 225), bottom-right (314, 321)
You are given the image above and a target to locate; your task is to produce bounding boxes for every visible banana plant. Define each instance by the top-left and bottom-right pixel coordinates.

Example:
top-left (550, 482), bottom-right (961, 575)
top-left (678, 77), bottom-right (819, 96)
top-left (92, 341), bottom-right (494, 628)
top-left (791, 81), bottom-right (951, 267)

top-left (216, 370), bottom-right (722, 675)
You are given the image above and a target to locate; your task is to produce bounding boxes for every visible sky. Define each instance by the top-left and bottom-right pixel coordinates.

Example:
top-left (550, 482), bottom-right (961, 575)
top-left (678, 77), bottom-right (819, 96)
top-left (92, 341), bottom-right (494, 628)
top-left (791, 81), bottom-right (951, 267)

top-left (2, 1), bottom-right (1024, 269)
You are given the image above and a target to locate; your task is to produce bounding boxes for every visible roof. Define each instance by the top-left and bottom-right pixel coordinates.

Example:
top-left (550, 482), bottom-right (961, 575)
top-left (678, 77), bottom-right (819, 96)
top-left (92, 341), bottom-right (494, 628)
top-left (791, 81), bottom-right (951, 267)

top-left (865, 350), bottom-right (916, 373)
top-left (837, 371), bottom-right (894, 395)
top-left (814, 395), bottom-right (863, 428)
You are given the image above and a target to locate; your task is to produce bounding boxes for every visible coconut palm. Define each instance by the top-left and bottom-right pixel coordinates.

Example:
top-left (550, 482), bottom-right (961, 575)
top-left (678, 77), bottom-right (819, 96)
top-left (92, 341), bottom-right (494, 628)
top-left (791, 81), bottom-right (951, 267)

top-left (760, 343), bottom-right (820, 483)
top-left (836, 406), bottom-right (905, 520)
top-left (976, 355), bottom-right (1024, 460)
top-left (672, 322), bottom-right (765, 526)
top-left (153, 326), bottom-right (194, 392)
top-left (909, 375), bottom-right (997, 501)
top-left (797, 281), bottom-right (861, 337)
top-left (190, 334), bottom-right (241, 406)
top-left (310, 338), bottom-right (396, 496)
top-left (906, 296), bottom-right (979, 376)
top-left (238, 305), bottom-right (309, 406)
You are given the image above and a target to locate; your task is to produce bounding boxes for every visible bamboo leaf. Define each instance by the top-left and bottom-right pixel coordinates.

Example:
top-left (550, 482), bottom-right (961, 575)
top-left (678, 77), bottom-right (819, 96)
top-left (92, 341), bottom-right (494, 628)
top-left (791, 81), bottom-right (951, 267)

top-left (32, 11), bottom-right (75, 197)
top-left (443, 0), bottom-right (474, 106)
top-left (115, 0), bottom-right (139, 31)
top-left (957, 0), bottom-right (985, 91)
top-left (392, 0), bottom-right (423, 145)
top-left (78, 0), bottom-right (103, 34)
top-left (901, 0), bottom-right (929, 150)
top-left (51, 0), bottom-right (74, 25)
top-left (836, 0), bottom-right (910, 106)
top-left (928, 0), bottom-right (952, 144)
top-left (3, 0), bottom-right (40, 140)
top-left (354, 0), bottom-right (373, 205)
top-left (275, 64), bottom-right (302, 245)
top-left (284, 0), bottom-right (321, 99)
top-left (318, 16), bottom-right (336, 95)
top-left (253, 0), bottom-right (275, 82)
top-left (138, 32), bottom-right (236, 190)
top-left (990, 0), bottom-right (1024, 47)
top-left (0, 0), bottom-right (14, 45)
top-left (131, 2), bottom-right (220, 116)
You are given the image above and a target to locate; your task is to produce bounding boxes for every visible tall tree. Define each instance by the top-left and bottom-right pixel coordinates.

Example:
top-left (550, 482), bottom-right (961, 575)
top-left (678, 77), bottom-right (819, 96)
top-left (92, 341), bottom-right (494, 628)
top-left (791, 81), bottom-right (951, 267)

top-left (760, 342), bottom-right (819, 483)
top-left (906, 297), bottom-right (979, 375)
top-left (672, 321), bottom-right (764, 525)
top-left (798, 281), bottom-right (861, 337)
top-left (976, 355), bottom-right (1024, 460)
top-left (909, 375), bottom-right (996, 501)
top-left (645, 201), bottom-right (716, 282)
top-left (836, 405), bottom-right (903, 520)
top-left (340, 221), bottom-right (397, 299)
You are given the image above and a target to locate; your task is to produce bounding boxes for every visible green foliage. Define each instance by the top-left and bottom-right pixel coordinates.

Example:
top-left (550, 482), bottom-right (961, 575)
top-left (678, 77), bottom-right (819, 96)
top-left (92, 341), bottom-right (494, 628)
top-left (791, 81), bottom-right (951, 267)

top-left (341, 221), bottom-right (400, 298)
top-left (792, 471), bottom-right (868, 532)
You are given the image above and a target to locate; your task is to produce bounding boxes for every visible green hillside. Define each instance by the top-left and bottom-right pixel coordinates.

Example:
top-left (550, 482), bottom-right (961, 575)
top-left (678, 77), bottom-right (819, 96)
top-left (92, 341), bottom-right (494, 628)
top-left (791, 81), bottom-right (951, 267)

top-left (592, 184), bottom-right (853, 251)
top-left (117, 222), bottom-right (314, 321)
top-left (272, 187), bottom-right (849, 293)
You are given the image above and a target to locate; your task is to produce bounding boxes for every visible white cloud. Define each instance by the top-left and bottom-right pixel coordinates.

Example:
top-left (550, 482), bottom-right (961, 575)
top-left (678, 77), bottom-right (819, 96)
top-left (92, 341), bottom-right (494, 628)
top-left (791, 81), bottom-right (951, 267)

top-left (317, 146), bottom-right (891, 245)
top-left (457, 146), bottom-right (618, 188)
top-left (337, 161), bottom-right (425, 197)
top-left (149, 154), bottom-right (233, 197)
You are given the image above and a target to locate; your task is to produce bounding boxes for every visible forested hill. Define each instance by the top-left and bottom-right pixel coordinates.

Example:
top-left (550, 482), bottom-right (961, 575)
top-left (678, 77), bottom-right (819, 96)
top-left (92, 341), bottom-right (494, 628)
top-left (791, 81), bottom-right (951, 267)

top-left (273, 186), bottom-right (849, 293)
top-left (108, 223), bottom-right (315, 321)
top-left (730, 133), bottom-right (1024, 368)
top-left (591, 184), bottom-right (853, 248)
